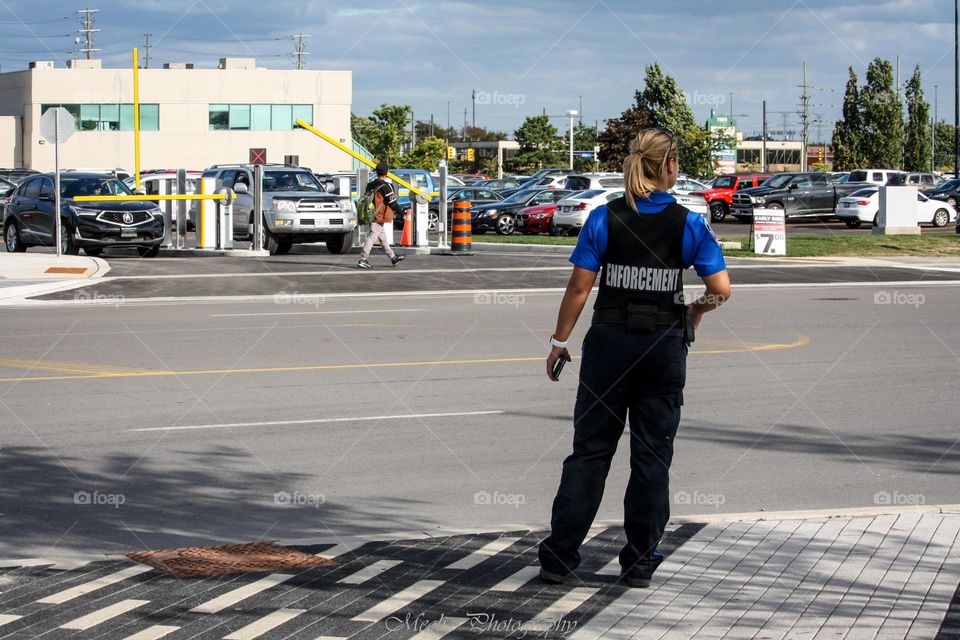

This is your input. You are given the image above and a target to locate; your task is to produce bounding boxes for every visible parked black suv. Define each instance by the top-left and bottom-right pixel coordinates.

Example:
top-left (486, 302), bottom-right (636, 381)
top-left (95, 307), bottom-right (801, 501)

top-left (3, 172), bottom-right (164, 257)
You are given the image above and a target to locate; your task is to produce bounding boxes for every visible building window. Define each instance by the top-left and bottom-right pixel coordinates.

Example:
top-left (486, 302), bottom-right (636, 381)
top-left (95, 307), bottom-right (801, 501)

top-left (208, 104), bottom-right (313, 131)
top-left (42, 104), bottom-right (159, 132)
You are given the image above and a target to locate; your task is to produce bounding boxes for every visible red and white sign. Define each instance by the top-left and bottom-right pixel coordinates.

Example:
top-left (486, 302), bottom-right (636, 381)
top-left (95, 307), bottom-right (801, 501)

top-left (753, 208), bottom-right (786, 256)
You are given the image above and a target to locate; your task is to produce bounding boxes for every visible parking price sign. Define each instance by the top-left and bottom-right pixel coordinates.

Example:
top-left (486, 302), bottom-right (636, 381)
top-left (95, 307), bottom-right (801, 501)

top-left (753, 208), bottom-right (787, 256)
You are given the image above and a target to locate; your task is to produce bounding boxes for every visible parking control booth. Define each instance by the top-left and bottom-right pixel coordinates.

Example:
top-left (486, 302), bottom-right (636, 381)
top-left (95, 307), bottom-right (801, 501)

top-left (874, 186), bottom-right (921, 236)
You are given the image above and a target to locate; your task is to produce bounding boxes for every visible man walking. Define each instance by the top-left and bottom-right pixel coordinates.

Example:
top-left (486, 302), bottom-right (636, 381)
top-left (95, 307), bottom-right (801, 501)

top-left (358, 161), bottom-right (406, 269)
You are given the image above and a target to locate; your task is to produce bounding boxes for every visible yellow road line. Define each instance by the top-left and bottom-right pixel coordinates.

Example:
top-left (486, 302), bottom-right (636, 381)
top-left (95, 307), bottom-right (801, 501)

top-left (0, 359), bottom-right (152, 376)
top-left (0, 323), bottom-right (418, 340)
top-left (0, 335), bottom-right (809, 384)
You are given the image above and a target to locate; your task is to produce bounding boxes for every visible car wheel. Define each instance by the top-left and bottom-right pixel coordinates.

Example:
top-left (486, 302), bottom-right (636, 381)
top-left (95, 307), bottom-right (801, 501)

top-left (709, 201), bottom-right (727, 223)
top-left (766, 203), bottom-right (783, 211)
top-left (844, 219), bottom-right (862, 229)
top-left (495, 214), bottom-right (515, 236)
top-left (276, 239), bottom-right (293, 255)
top-left (84, 247), bottom-right (104, 257)
top-left (325, 231), bottom-right (352, 255)
top-left (4, 222), bottom-right (26, 253)
top-left (932, 208), bottom-right (950, 228)
top-left (260, 222), bottom-right (280, 255)
top-left (136, 245), bottom-right (160, 258)
top-left (947, 196), bottom-right (958, 209)
top-left (60, 224), bottom-right (78, 255)
top-left (427, 209), bottom-right (439, 233)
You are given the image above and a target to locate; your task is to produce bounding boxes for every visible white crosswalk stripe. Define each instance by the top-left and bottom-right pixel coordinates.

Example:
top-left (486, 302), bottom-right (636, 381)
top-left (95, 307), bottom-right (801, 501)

top-left (352, 579), bottom-right (446, 622)
top-left (489, 565), bottom-right (540, 592)
top-left (521, 588), bottom-right (598, 633)
top-left (338, 559), bottom-right (402, 585)
top-left (0, 614), bottom-right (22, 628)
top-left (37, 564), bottom-right (153, 604)
top-left (122, 624), bottom-right (180, 640)
top-left (224, 608), bottom-right (304, 640)
top-left (445, 537), bottom-right (521, 570)
top-left (190, 573), bottom-right (293, 614)
top-left (60, 598), bottom-right (149, 631)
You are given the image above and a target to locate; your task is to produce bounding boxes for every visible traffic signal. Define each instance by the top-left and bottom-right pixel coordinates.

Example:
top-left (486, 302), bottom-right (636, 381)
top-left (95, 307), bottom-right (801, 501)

top-left (466, 148), bottom-right (475, 162)
top-left (818, 146), bottom-right (825, 163)
top-left (447, 146), bottom-right (456, 160)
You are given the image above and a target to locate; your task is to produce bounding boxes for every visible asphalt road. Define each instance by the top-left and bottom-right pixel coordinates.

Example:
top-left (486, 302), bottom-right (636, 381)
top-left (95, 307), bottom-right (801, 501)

top-left (1, 251), bottom-right (959, 563)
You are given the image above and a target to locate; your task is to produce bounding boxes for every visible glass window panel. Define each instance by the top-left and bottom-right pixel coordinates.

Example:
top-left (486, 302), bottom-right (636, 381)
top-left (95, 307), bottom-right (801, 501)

top-left (80, 104), bottom-right (100, 131)
top-left (229, 104), bottom-right (250, 130)
top-left (292, 104), bottom-right (312, 128)
top-left (120, 104), bottom-right (135, 130)
top-left (140, 104), bottom-right (159, 131)
top-left (271, 104), bottom-right (292, 131)
top-left (209, 104), bottom-right (229, 130)
top-left (251, 105), bottom-right (271, 131)
top-left (100, 104), bottom-right (120, 131)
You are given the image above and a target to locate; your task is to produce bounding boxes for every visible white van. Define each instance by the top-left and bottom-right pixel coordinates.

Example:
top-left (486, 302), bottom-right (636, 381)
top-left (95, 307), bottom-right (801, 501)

top-left (848, 169), bottom-right (907, 186)
top-left (563, 173), bottom-right (624, 191)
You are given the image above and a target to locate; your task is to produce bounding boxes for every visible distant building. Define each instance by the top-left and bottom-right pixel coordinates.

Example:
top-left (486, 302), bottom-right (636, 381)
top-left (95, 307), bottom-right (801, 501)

top-left (0, 57), bottom-right (352, 173)
top-left (737, 140), bottom-right (804, 172)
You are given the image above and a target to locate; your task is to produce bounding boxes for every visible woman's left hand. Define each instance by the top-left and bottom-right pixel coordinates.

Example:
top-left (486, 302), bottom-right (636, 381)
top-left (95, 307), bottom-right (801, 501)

top-left (547, 346), bottom-right (571, 382)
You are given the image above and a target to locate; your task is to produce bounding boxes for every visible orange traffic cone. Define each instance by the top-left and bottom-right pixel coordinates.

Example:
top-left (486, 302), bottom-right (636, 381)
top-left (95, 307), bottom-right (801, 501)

top-left (400, 208), bottom-right (414, 247)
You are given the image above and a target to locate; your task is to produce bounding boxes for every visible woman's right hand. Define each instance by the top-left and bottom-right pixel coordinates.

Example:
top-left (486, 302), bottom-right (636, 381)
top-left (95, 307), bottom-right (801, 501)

top-left (546, 346), bottom-right (571, 382)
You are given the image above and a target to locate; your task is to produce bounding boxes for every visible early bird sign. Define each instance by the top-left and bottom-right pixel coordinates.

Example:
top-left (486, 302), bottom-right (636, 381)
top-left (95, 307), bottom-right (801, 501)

top-left (40, 107), bottom-right (75, 145)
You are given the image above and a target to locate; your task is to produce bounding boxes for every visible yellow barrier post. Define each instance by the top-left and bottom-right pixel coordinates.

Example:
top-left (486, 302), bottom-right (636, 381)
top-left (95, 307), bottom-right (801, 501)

top-left (133, 48), bottom-right (141, 192)
top-left (294, 119), bottom-right (431, 202)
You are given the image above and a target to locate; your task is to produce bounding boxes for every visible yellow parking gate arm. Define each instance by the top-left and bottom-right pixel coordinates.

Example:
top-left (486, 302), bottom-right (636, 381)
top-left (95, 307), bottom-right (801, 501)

top-left (72, 194), bottom-right (236, 202)
top-left (295, 119), bottom-right (432, 202)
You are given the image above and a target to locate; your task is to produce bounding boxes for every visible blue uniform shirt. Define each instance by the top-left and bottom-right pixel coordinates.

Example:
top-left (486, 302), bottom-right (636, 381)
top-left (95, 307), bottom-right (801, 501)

top-left (569, 191), bottom-right (727, 277)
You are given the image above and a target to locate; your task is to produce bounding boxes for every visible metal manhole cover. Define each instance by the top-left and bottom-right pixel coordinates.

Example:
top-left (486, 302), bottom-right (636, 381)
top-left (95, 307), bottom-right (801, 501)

top-left (127, 541), bottom-right (335, 577)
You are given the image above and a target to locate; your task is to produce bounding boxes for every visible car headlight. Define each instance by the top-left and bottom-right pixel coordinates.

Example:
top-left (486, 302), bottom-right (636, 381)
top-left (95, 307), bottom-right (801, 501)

top-left (338, 199), bottom-right (353, 213)
top-left (72, 207), bottom-right (100, 217)
top-left (274, 199), bottom-right (297, 213)
top-left (485, 210), bottom-right (499, 217)
top-left (752, 196), bottom-right (765, 204)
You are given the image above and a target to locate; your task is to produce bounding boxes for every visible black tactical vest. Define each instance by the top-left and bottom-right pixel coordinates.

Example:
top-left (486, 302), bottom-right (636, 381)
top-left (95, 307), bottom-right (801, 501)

top-left (594, 197), bottom-right (687, 314)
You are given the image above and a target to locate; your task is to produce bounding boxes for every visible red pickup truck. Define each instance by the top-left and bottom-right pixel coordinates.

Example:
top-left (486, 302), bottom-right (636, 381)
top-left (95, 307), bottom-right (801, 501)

top-left (692, 174), bottom-right (770, 223)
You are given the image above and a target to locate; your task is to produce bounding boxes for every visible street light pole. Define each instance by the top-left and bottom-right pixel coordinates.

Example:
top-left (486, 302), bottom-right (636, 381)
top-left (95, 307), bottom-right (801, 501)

top-left (567, 110), bottom-right (578, 170)
top-left (955, 0), bottom-right (959, 177)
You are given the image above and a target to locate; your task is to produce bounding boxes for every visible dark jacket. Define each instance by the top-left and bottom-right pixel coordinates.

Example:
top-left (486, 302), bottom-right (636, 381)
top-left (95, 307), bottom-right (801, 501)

top-left (366, 178), bottom-right (404, 224)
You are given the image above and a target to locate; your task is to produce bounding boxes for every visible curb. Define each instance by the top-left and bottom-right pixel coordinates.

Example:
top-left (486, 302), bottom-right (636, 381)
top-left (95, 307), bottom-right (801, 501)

top-left (3, 504), bottom-right (958, 570)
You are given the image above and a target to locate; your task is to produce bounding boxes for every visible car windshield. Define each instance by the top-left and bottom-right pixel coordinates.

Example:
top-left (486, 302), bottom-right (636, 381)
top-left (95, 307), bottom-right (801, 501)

top-left (263, 170), bottom-right (323, 192)
top-left (501, 189), bottom-right (540, 204)
top-left (764, 175), bottom-right (794, 189)
top-left (713, 176), bottom-right (736, 188)
top-left (938, 179), bottom-right (960, 190)
top-left (61, 177), bottom-right (133, 198)
top-left (850, 188), bottom-right (877, 198)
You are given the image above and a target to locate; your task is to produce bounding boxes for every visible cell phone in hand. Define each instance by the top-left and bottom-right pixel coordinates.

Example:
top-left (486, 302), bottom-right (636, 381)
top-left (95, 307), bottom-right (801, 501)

top-left (552, 354), bottom-right (571, 379)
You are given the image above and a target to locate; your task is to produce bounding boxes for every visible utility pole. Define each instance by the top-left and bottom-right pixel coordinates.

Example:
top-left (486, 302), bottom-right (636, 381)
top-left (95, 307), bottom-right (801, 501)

top-left (762, 100), bottom-right (768, 173)
top-left (411, 108), bottom-right (416, 150)
top-left (430, 114), bottom-right (435, 138)
top-left (446, 101), bottom-right (451, 140)
top-left (292, 33), bottom-right (310, 70)
top-left (463, 108), bottom-right (468, 141)
top-left (143, 33), bottom-right (152, 69)
top-left (955, 0), bottom-right (959, 178)
top-left (471, 90), bottom-right (476, 130)
top-left (730, 92), bottom-right (734, 121)
top-left (800, 61), bottom-right (810, 171)
top-left (77, 8), bottom-right (100, 60)
top-left (934, 85), bottom-right (938, 172)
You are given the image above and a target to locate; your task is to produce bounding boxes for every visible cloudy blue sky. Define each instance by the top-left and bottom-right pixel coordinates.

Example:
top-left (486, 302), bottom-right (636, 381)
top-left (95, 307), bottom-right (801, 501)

top-left (0, 0), bottom-right (954, 142)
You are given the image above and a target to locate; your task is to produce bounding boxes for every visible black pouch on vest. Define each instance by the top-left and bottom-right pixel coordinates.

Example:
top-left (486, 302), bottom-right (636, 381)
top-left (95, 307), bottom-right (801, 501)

top-left (626, 304), bottom-right (657, 334)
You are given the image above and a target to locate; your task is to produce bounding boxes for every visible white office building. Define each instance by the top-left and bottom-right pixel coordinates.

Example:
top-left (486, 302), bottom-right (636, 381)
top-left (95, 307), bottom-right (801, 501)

top-left (0, 57), bottom-right (353, 173)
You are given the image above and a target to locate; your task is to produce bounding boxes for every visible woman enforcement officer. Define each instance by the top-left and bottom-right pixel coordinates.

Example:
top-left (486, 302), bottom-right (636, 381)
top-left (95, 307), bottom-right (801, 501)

top-left (539, 127), bottom-right (731, 588)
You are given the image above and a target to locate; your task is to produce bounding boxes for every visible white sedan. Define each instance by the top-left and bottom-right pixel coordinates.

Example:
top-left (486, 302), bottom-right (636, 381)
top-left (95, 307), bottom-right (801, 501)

top-left (553, 189), bottom-right (625, 234)
top-left (836, 187), bottom-right (955, 228)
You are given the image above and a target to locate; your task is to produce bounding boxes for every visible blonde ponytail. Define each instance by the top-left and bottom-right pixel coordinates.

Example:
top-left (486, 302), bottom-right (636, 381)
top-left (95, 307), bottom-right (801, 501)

top-left (622, 128), bottom-right (678, 212)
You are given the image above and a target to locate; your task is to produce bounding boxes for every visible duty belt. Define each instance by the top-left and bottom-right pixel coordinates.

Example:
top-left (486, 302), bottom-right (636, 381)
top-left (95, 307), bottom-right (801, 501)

top-left (592, 308), bottom-right (684, 326)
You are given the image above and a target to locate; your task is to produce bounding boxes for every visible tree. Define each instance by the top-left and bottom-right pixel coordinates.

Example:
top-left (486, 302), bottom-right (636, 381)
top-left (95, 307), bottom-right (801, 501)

top-left (572, 122), bottom-right (599, 172)
top-left (832, 67), bottom-right (865, 171)
top-left (860, 58), bottom-right (904, 169)
top-left (903, 65), bottom-right (932, 172)
top-left (634, 63), bottom-right (712, 175)
top-left (597, 107), bottom-right (653, 172)
top-left (510, 115), bottom-right (565, 170)
top-left (934, 121), bottom-right (957, 173)
top-left (400, 137), bottom-right (447, 171)
top-left (350, 105), bottom-right (412, 165)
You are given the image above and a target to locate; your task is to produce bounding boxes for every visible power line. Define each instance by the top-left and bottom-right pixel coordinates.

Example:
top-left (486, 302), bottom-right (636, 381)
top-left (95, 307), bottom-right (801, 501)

top-left (0, 14), bottom-right (73, 25)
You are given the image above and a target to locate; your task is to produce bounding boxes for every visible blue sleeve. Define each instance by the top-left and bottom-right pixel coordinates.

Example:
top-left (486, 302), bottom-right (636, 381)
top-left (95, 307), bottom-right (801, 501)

top-left (569, 206), bottom-right (609, 272)
top-left (682, 212), bottom-right (727, 277)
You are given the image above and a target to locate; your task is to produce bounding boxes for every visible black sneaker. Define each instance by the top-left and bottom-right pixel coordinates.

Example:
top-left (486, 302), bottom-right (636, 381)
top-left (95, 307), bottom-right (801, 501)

top-left (390, 254), bottom-right (406, 267)
top-left (539, 568), bottom-right (566, 585)
top-left (619, 574), bottom-right (651, 588)
top-left (357, 259), bottom-right (372, 270)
